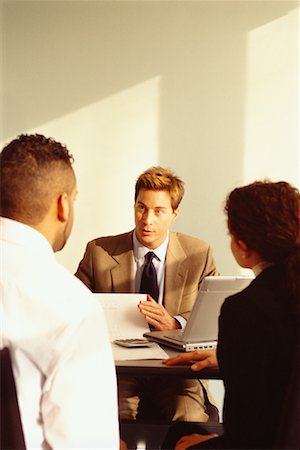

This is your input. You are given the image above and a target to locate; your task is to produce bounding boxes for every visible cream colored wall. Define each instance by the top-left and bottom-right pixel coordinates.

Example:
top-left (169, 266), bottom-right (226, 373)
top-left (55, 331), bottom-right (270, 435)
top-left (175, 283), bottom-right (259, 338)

top-left (2, 0), bottom-right (299, 275)
top-left (1, 0), bottom-right (299, 422)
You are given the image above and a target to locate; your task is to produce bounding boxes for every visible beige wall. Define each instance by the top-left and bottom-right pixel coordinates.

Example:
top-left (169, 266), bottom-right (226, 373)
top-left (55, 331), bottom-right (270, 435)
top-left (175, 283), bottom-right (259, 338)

top-left (1, 0), bottom-right (299, 275)
top-left (1, 0), bottom-right (299, 420)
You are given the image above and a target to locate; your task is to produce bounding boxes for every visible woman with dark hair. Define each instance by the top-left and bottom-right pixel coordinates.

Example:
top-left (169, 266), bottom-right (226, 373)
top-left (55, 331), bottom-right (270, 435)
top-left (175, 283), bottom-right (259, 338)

top-left (164, 180), bottom-right (299, 450)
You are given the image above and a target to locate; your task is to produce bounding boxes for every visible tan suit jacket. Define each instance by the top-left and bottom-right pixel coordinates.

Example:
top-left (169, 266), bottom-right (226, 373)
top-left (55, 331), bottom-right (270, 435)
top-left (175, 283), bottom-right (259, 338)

top-left (75, 230), bottom-right (218, 321)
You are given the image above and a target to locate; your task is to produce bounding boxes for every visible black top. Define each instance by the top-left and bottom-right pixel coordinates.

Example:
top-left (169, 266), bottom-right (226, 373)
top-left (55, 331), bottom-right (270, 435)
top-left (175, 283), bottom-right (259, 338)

top-left (198, 263), bottom-right (298, 449)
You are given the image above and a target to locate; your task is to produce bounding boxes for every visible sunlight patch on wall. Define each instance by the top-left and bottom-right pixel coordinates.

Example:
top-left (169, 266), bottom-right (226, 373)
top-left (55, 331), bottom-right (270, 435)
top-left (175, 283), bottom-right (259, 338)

top-left (28, 77), bottom-right (161, 272)
top-left (244, 8), bottom-right (299, 187)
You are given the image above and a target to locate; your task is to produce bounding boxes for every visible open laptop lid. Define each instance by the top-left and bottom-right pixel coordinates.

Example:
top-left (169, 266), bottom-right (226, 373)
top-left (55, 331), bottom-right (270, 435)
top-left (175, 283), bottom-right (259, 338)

top-left (144, 275), bottom-right (253, 351)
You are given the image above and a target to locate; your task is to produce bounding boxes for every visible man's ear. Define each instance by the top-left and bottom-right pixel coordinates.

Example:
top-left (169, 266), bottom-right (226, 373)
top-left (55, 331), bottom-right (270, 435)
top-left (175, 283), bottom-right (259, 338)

top-left (172, 207), bottom-right (180, 220)
top-left (57, 193), bottom-right (69, 223)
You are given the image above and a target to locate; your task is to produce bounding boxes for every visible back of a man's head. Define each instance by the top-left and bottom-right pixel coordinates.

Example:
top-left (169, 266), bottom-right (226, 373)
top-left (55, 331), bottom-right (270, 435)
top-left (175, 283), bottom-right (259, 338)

top-left (0, 134), bottom-right (75, 226)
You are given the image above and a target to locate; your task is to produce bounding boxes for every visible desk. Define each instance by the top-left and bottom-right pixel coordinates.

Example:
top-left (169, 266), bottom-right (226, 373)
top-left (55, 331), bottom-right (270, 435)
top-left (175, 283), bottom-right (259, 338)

top-left (115, 349), bottom-right (223, 449)
top-left (115, 345), bottom-right (221, 379)
top-left (115, 359), bottom-right (221, 379)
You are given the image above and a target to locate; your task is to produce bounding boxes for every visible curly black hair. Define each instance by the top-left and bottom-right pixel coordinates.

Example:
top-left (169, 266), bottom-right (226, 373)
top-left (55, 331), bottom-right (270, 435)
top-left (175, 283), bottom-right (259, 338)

top-left (0, 134), bottom-right (75, 224)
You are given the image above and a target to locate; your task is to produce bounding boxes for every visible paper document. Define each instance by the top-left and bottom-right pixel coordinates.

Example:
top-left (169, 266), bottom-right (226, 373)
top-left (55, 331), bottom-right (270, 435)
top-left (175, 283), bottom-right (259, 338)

top-left (95, 293), bottom-right (169, 360)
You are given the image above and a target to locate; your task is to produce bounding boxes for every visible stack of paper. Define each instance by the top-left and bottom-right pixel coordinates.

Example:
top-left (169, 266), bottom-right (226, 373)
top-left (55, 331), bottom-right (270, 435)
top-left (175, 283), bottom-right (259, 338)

top-left (95, 293), bottom-right (169, 360)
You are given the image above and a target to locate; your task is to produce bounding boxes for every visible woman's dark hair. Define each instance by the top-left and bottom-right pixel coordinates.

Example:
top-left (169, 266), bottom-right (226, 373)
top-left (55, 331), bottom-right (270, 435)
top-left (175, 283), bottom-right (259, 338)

top-left (225, 180), bottom-right (299, 301)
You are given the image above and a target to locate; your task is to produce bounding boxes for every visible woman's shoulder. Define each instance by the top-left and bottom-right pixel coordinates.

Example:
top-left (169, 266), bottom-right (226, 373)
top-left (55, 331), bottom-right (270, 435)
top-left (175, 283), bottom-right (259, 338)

top-left (221, 263), bottom-right (291, 315)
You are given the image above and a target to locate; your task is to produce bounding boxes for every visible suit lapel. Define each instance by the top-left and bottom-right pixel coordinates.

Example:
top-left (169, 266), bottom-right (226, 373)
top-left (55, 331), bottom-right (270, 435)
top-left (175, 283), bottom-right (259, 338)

top-left (110, 231), bottom-right (134, 293)
top-left (164, 233), bottom-right (188, 316)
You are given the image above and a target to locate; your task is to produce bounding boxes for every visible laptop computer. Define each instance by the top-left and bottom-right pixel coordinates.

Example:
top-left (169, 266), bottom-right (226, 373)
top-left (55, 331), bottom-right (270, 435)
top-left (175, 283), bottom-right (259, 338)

top-left (143, 275), bottom-right (253, 351)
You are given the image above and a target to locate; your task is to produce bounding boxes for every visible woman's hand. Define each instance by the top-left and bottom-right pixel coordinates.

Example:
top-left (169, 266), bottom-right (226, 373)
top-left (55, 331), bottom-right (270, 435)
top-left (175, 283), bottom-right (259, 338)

top-left (163, 348), bottom-right (218, 371)
top-left (175, 433), bottom-right (218, 450)
top-left (120, 438), bottom-right (127, 450)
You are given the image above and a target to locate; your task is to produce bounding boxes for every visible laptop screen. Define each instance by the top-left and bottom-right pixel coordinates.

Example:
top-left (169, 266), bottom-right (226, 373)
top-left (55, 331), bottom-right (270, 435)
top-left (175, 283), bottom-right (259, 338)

top-left (182, 276), bottom-right (254, 342)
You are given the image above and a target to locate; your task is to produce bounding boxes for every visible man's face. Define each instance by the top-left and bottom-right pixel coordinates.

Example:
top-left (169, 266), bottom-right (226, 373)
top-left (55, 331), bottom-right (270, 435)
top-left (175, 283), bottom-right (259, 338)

top-left (134, 189), bottom-right (179, 249)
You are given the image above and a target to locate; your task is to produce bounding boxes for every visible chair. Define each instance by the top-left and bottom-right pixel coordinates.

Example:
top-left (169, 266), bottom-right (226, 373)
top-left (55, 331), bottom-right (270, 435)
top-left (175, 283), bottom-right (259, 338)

top-left (0, 347), bottom-right (26, 450)
top-left (123, 380), bottom-right (221, 449)
top-left (137, 379), bottom-right (219, 422)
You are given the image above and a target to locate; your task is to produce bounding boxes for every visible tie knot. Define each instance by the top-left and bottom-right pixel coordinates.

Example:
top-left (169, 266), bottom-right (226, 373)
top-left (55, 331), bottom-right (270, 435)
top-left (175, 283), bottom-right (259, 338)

top-left (145, 251), bottom-right (155, 264)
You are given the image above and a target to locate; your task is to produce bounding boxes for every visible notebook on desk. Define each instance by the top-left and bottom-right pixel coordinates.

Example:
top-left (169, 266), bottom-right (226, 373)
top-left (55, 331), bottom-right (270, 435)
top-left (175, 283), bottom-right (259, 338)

top-left (143, 275), bottom-right (253, 352)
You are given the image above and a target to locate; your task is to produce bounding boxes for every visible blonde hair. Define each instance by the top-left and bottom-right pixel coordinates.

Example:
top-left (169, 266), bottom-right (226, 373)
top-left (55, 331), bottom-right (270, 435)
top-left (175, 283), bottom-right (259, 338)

top-left (135, 166), bottom-right (184, 210)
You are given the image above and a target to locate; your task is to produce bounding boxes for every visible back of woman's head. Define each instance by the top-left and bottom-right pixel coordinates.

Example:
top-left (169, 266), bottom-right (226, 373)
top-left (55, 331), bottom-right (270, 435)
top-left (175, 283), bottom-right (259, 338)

top-left (225, 180), bottom-right (299, 262)
top-left (225, 180), bottom-right (299, 299)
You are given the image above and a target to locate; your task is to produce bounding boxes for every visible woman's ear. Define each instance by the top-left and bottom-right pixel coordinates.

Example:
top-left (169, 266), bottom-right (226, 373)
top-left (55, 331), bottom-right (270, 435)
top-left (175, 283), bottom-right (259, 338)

top-left (238, 240), bottom-right (249, 252)
top-left (237, 239), bottom-right (252, 260)
top-left (57, 193), bottom-right (69, 223)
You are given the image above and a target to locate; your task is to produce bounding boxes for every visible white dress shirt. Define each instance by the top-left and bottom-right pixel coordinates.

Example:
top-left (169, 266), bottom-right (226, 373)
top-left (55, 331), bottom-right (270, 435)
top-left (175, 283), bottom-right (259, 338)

top-left (1, 218), bottom-right (119, 450)
top-left (132, 231), bottom-right (186, 328)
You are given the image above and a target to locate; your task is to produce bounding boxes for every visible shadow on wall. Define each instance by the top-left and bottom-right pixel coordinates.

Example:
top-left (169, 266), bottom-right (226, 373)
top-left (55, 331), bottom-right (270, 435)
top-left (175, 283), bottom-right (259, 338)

top-left (3, 1), bottom-right (296, 139)
top-left (2, 1), bottom-right (298, 274)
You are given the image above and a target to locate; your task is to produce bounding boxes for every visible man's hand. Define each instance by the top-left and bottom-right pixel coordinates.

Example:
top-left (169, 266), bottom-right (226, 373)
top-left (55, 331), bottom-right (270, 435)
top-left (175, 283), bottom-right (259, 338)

top-left (175, 433), bottom-right (218, 450)
top-left (138, 295), bottom-right (180, 330)
top-left (163, 349), bottom-right (219, 371)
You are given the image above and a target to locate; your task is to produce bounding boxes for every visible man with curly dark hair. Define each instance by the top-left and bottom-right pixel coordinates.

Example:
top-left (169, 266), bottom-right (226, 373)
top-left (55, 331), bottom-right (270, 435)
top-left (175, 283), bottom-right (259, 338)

top-left (1, 134), bottom-right (119, 449)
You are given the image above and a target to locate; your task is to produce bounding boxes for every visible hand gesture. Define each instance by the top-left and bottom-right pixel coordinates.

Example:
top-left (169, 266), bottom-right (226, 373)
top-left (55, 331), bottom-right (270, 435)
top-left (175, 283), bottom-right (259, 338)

top-left (138, 295), bottom-right (180, 330)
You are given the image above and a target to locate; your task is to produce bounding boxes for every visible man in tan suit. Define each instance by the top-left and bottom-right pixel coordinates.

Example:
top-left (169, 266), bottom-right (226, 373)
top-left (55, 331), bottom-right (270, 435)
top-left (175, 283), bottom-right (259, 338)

top-left (75, 166), bottom-right (218, 422)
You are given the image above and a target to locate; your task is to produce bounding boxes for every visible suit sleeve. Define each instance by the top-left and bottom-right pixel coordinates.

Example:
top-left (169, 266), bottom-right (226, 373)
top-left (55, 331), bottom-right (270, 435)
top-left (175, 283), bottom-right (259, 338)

top-left (176, 243), bottom-right (219, 321)
top-left (201, 244), bottom-right (219, 282)
top-left (75, 242), bottom-right (95, 292)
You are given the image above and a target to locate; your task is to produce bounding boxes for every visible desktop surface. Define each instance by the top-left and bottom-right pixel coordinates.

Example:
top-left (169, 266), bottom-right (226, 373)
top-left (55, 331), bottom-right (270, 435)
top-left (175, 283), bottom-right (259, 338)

top-left (115, 344), bottom-right (221, 379)
top-left (115, 358), bottom-right (220, 379)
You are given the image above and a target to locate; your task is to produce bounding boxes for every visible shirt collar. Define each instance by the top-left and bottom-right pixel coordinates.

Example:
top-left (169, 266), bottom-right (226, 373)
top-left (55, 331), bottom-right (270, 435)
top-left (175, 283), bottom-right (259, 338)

top-left (133, 229), bottom-right (169, 263)
top-left (252, 261), bottom-right (273, 276)
top-left (1, 217), bottom-right (54, 257)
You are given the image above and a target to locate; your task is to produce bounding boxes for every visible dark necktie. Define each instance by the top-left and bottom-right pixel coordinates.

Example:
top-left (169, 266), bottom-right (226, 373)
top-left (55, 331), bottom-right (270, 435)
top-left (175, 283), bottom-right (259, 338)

top-left (140, 251), bottom-right (159, 301)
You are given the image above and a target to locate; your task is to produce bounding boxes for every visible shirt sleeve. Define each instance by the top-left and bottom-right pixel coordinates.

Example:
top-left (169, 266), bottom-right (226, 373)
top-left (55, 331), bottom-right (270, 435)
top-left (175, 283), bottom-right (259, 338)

top-left (41, 303), bottom-right (119, 449)
top-left (75, 241), bottom-right (95, 292)
top-left (174, 315), bottom-right (187, 329)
